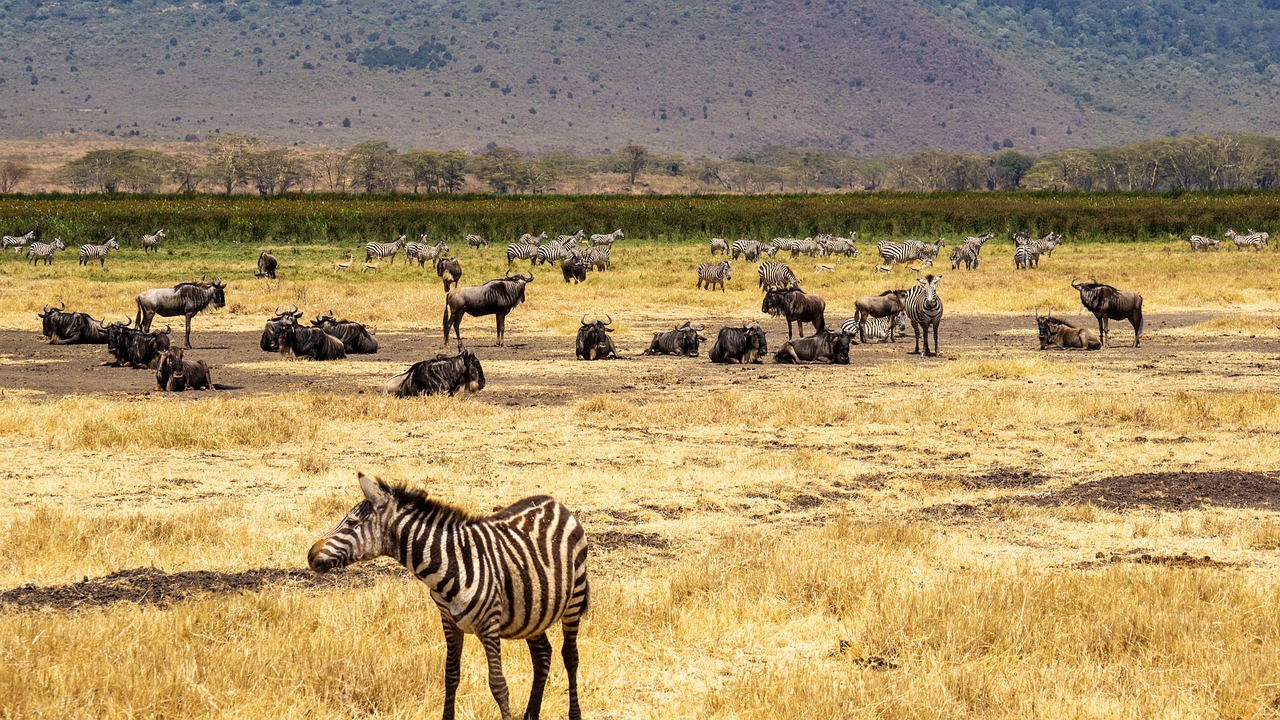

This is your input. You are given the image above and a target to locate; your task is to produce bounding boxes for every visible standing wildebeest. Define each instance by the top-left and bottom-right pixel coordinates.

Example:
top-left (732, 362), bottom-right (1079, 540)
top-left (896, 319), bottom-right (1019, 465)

top-left (436, 256), bottom-right (463, 292)
top-left (260, 306), bottom-right (303, 352)
top-left (773, 328), bottom-right (852, 364)
top-left (902, 274), bottom-right (944, 357)
top-left (853, 291), bottom-right (907, 344)
top-left (575, 315), bottom-right (617, 360)
top-left (1072, 279), bottom-right (1144, 347)
top-left (105, 321), bottom-right (172, 369)
top-left (37, 302), bottom-right (109, 344)
top-left (279, 316), bottom-right (346, 360)
top-left (1036, 309), bottom-right (1102, 351)
top-left (442, 273), bottom-right (533, 347)
top-left (255, 252), bottom-right (278, 279)
top-left (135, 279), bottom-right (227, 349)
top-left (312, 312), bottom-right (379, 354)
top-left (644, 321), bottom-right (705, 356)
top-left (385, 347), bottom-right (486, 397)
top-left (155, 347), bottom-right (213, 391)
top-left (708, 322), bottom-right (768, 364)
top-left (761, 288), bottom-right (825, 339)
top-left (561, 254), bottom-right (589, 284)
top-left (79, 237), bottom-right (120, 267)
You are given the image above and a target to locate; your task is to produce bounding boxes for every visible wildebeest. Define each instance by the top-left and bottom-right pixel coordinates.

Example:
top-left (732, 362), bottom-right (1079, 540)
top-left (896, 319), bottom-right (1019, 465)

top-left (135, 279), bottom-right (227, 349)
top-left (442, 273), bottom-right (533, 347)
top-left (311, 312), bottom-right (379, 354)
top-left (260, 306), bottom-right (303, 352)
top-left (37, 302), bottom-right (109, 345)
top-left (708, 322), bottom-right (768, 364)
top-left (560, 253), bottom-right (589, 284)
top-left (279, 317), bottom-right (346, 361)
top-left (1072, 279), bottom-right (1144, 347)
top-left (1036, 309), bottom-right (1102, 351)
top-left (643, 321), bottom-right (705, 356)
top-left (385, 347), bottom-right (486, 397)
top-left (575, 315), bottom-right (617, 360)
top-left (761, 288), bottom-right (826, 339)
top-left (154, 347), bottom-right (213, 391)
top-left (774, 328), bottom-right (852, 364)
top-left (435, 256), bottom-right (463, 292)
top-left (105, 321), bottom-right (172, 369)
top-left (853, 291), bottom-right (907, 344)
top-left (255, 252), bottom-right (278, 279)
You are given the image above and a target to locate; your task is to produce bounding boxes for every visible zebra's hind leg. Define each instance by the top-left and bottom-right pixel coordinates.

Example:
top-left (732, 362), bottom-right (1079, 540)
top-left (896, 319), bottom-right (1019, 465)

top-left (480, 634), bottom-right (514, 720)
top-left (440, 619), bottom-right (465, 720)
top-left (909, 322), bottom-right (922, 355)
top-left (523, 634), bottom-right (553, 720)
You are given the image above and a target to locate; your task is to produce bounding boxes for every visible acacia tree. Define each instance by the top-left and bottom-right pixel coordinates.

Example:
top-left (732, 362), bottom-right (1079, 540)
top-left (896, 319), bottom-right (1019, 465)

top-left (205, 135), bottom-right (257, 194)
top-left (242, 147), bottom-right (310, 195)
top-left (311, 149), bottom-right (351, 192)
top-left (619, 145), bottom-right (648, 185)
top-left (169, 153), bottom-right (204, 194)
top-left (0, 156), bottom-right (33, 193)
top-left (347, 141), bottom-right (400, 193)
top-left (56, 149), bottom-right (170, 193)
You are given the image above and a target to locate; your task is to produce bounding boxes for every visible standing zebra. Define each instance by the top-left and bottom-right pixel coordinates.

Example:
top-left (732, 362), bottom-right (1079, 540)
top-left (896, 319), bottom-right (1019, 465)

top-left (757, 260), bottom-right (799, 291)
top-left (465, 233), bottom-right (489, 249)
top-left (365, 235), bottom-right (407, 265)
top-left (26, 238), bottom-right (65, 266)
top-left (2, 230), bottom-right (35, 253)
top-left (506, 242), bottom-right (540, 268)
top-left (536, 241), bottom-right (573, 266)
top-left (590, 228), bottom-right (624, 246)
top-left (952, 234), bottom-right (991, 270)
top-left (309, 473), bottom-right (590, 720)
top-left (141, 229), bottom-right (166, 253)
top-left (1188, 235), bottom-right (1221, 252)
top-left (697, 260), bottom-right (732, 292)
top-left (1225, 229), bottom-right (1269, 251)
top-left (877, 239), bottom-right (924, 266)
top-left (901, 274), bottom-right (944, 356)
top-left (409, 239), bottom-right (449, 267)
top-left (79, 237), bottom-right (120, 267)
top-left (584, 245), bottom-right (611, 271)
top-left (710, 238), bottom-right (729, 256)
top-left (1013, 244), bottom-right (1040, 270)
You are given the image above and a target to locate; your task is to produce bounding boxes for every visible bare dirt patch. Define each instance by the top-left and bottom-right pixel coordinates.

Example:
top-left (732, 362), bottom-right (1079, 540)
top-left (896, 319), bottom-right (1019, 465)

top-left (1073, 550), bottom-right (1237, 569)
top-left (1019, 470), bottom-right (1280, 511)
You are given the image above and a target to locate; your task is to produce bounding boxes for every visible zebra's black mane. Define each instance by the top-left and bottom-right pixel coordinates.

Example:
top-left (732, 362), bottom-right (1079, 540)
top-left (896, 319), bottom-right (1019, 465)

top-left (387, 483), bottom-right (480, 522)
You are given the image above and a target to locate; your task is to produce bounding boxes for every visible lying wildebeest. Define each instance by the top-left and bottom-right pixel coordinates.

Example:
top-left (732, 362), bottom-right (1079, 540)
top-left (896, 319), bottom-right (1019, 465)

top-left (135, 278), bottom-right (226, 349)
top-left (105, 321), bottom-right (172, 369)
top-left (442, 273), bottom-right (533, 347)
top-left (561, 254), bottom-right (589, 284)
top-left (1071, 278), bottom-right (1144, 347)
top-left (1036, 309), bottom-right (1102, 351)
top-left (311, 312), bottom-right (379, 354)
top-left (774, 328), bottom-right (852, 364)
top-left (260, 306), bottom-right (304, 353)
top-left (643, 321), bottom-right (705, 356)
top-left (385, 347), bottom-right (486, 397)
top-left (255, 252), bottom-right (278, 279)
top-left (708, 322), bottom-right (768, 364)
top-left (853, 290), bottom-right (907, 344)
top-left (436, 256), bottom-right (463, 292)
top-left (575, 315), bottom-right (618, 360)
top-left (279, 317), bottom-right (346, 361)
top-left (154, 347), bottom-right (212, 391)
top-left (37, 302), bottom-right (109, 344)
top-left (761, 288), bottom-right (826, 339)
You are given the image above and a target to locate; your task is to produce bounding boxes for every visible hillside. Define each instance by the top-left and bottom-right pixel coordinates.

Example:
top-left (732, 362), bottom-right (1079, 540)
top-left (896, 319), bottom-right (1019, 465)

top-left (0, 0), bottom-right (1277, 157)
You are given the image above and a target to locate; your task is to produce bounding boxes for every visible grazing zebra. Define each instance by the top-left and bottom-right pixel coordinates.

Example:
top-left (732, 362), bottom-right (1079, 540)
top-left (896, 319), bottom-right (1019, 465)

top-left (590, 228), bottom-right (623, 246)
top-left (79, 237), bottom-right (120, 267)
top-left (1225, 229), bottom-right (1269, 251)
top-left (2, 230), bottom-right (35, 253)
top-left (841, 312), bottom-right (905, 342)
top-left (877, 239), bottom-right (924, 266)
top-left (536, 241), bottom-right (573, 265)
top-left (757, 260), bottom-right (799, 291)
top-left (1014, 244), bottom-right (1040, 270)
top-left (822, 236), bottom-right (858, 257)
top-left (789, 237), bottom-right (823, 258)
top-left (731, 239), bottom-right (763, 261)
top-left (710, 238), bottom-right (729, 255)
top-left (584, 245), bottom-right (611, 271)
top-left (141, 229), bottom-right (166, 253)
top-left (1188, 235), bottom-right (1221, 252)
top-left (901, 274), bottom-right (944, 356)
top-left (697, 260), bottom-right (732, 292)
top-left (26, 238), bottom-right (65, 265)
top-left (506, 242), bottom-right (540, 268)
top-left (517, 231), bottom-right (548, 246)
top-left (308, 473), bottom-right (589, 720)
top-left (465, 233), bottom-right (489, 249)
top-left (365, 235), bottom-right (407, 265)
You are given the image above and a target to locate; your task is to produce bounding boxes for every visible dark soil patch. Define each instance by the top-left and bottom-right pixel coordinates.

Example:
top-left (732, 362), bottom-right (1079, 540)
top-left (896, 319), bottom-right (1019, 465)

top-left (1019, 471), bottom-right (1280, 511)
top-left (591, 530), bottom-right (669, 551)
top-left (788, 493), bottom-right (825, 510)
top-left (1074, 551), bottom-right (1236, 569)
top-left (960, 468), bottom-right (1050, 490)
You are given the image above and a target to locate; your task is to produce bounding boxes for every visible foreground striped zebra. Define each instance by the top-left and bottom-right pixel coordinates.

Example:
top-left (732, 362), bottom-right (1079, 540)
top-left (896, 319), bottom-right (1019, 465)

top-left (1014, 244), bottom-right (1040, 270)
top-left (26, 238), bottom-right (65, 265)
top-left (309, 473), bottom-right (589, 720)
top-left (536, 241), bottom-right (574, 265)
top-left (79, 237), bottom-right (120, 267)
top-left (697, 260), bottom-right (732, 291)
top-left (1188, 235), bottom-right (1221, 252)
top-left (841, 312), bottom-right (905, 342)
top-left (2, 230), bottom-right (35, 252)
top-left (902, 274), bottom-right (944, 356)
top-left (141, 229), bottom-right (166, 253)
top-left (757, 260), bottom-right (799, 291)
top-left (506, 242), bottom-right (539, 268)
top-left (365, 235), bottom-right (407, 265)
top-left (1225, 229), bottom-right (1269, 251)
top-left (584, 245), bottom-right (611, 271)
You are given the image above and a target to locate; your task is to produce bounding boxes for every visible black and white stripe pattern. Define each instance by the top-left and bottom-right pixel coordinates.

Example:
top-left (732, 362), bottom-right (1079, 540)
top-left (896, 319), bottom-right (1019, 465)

top-left (584, 245), bottom-right (611, 271)
top-left (590, 229), bottom-right (623, 246)
top-left (365, 235), bottom-right (407, 264)
top-left (731, 239), bottom-right (768, 261)
top-left (901, 274), bottom-right (944, 356)
top-left (506, 242), bottom-right (539, 267)
top-left (141, 229), bottom-right (166, 253)
top-left (1225, 229), bottom-right (1269, 251)
top-left (308, 474), bottom-right (589, 720)
top-left (1014, 244), bottom-right (1040, 269)
top-left (757, 260), bottom-right (799, 291)
top-left (710, 238), bottom-right (729, 256)
top-left (3, 230), bottom-right (35, 252)
top-left (465, 234), bottom-right (489, 248)
top-left (1188, 235), bottom-right (1220, 252)
top-left (536, 241), bottom-right (574, 265)
top-left (841, 312), bottom-right (904, 342)
top-left (517, 231), bottom-right (548, 246)
top-left (26, 238), bottom-right (65, 265)
top-left (696, 260), bottom-right (732, 291)
top-left (877, 239), bottom-right (923, 265)
top-left (407, 237), bottom-right (448, 266)
top-left (79, 237), bottom-right (120, 267)
top-left (789, 237), bottom-right (823, 258)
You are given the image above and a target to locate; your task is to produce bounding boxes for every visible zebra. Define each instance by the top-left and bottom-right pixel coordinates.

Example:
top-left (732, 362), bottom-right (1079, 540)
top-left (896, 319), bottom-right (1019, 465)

top-left (506, 242), bottom-right (540, 268)
top-left (789, 237), bottom-right (823, 258)
top-left (1031, 232), bottom-right (1062, 257)
top-left (757, 260), bottom-right (799, 291)
top-left (697, 260), bottom-right (732, 292)
top-left (902, 274), bottom-right (944, 356)
top-left (365, 235), bottom-right (407, 265)
top-left (1225, 229), bottom-right (1269, 251)
top-left (823, 236), bottom-right (858, 257)
top-left (79, 237), bottom-right (120, 267)
top-left (1014, 244), bottom-right (1040, 270)
top-left (409, 238), bottom-right (449, 267)
top-left (3, 230), bottom-right (35, 253)
top-left (953, 233), bottom-right (991, 270)
top-left (841, 312), bottom-right (905, 342)
top-left (710, 238), bottom-right (729, 256)
top-left (1188, 235), bottom-right (1221, 252)
top-left (27, 238), bottom-right (65, 266)
top-left (465, 233), bottom-right (489, 249)
top-left (584, 245), bottom-right (611, 271)
top-left (536, 241), bottom-right (574, 266)
top-left (141, 229), bottom-right (166, 253)
top-left (877, 239), bottom-right (924, 266)
top-left (590, 229), bottom-right (623, 246)
top-left (731, 239), bottom-right (763, 261)
top-left (518, 231), bottom-right (548, 246)
top-left (308, 473), bottom-right (589, 720)
top-left (556, 229), bottom-right (584, 246)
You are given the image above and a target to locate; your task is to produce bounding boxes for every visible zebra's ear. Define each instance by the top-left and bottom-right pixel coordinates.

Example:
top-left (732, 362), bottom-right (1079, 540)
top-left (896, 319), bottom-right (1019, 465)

top-left (358, 472), bottom-right (392, 509)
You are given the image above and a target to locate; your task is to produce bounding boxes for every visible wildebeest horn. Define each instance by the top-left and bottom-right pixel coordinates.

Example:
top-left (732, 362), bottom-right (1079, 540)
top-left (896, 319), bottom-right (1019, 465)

top-left (580, 314), bottom-right (590, 326)
top-left (694, 323), bottom-right (705, 331)
top-left (603, 314), bottom-right (612, 325)
top-left (1070, 278), bottom-right (1083, 289)
top-left (275, 306), bottom-right (283, 316)
top-left (58, 299), bottom-right (65, 310)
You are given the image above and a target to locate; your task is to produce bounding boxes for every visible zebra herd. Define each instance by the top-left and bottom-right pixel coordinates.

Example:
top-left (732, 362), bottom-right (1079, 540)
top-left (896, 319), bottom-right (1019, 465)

top-left (1190, 229), bottom-right (1270, 251)
top-left (3, 229), bottom-right (162, 268)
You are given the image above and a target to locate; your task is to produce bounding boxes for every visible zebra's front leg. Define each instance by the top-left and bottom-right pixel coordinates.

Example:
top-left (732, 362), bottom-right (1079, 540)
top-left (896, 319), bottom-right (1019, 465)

top-left (930, 321), bottom-right (940, 357)
top-left (480, 634), bottom-right (514, 720)
top-left (440, 619), bottom-right (465, 720)
top-left (909, 322), bottom-right (922, 355)
top-left (523, 634), bottom-right (553, 720)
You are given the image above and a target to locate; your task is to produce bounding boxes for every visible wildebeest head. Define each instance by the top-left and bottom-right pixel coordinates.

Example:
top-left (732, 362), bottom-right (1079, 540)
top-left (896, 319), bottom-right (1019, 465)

top-left (575, 315), bottom-right (616, 360)
top-left (761, 289), bottom-right (787, 317)
top-left (261, 306), bottom-right (301, 352)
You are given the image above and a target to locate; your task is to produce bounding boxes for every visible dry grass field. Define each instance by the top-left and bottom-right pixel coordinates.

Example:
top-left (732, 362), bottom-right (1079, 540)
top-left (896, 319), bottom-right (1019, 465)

top-left (1, 235), bottom-right (1279, 718)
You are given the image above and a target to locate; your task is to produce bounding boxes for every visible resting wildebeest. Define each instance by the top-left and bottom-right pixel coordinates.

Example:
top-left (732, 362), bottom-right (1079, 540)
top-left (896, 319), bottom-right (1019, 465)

top-left (1072, 278), bottom-right (1144, 347)
top-left (761, 288), bottom-right (826, 339)
top-left (1036, 309), bottom-right (1102, 351)
top-left (105, 321), bottom-right (172, 369)
top-left (561, 254), bottom-right (589, 284)
top-left (37, 302), bottom-right (109, 345)
top-left (436, 256), bottom-right (463, 292)
top-left (442, 273), bottom-right (533, 347)
top-left (643, 321), bottom-right (705, 356)
top-left (774, 328), bottom-right (852, 364)
top-left (311, 312), bottom-right (379, 354)
top-left (278, 316), bottom-right (346, 361)
top-left (853, 291), bottom-right (907, 344)
top-left (708, 322), bottom-right (768, 364)
top-left (575, 315), bottom-right (618, 360)
top-left (385, 347), bottom-right (486, 397)
top-left (135, 279), bottom-right (227, 349)
top-left (154, 347), bottom-right (213, 391)
top-left (260, 306), bottom-right (303, 353)
top-left (255, 252), bottom-right (278, 279)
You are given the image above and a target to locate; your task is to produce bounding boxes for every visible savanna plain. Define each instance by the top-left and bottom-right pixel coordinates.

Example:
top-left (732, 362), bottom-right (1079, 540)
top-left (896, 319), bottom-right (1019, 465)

top-left (1, 223), bottom-right (1279, 719)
